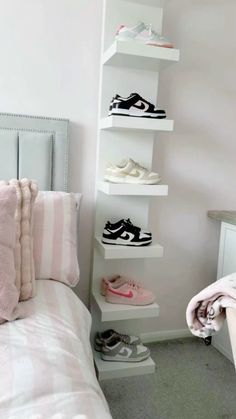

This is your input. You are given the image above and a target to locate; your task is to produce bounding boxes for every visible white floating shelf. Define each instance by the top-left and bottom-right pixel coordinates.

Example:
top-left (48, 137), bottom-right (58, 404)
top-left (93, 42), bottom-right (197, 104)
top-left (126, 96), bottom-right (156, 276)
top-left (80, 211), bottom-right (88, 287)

top-left (92, 290), bottom-right (160, 322)
top-left (95, 237), bottom-right (163, 260)
top-left (97, 181), bottom-right (168, 196)
top-left (93, 350), bottom-right (156, 380)
top-left (100, 116), bottom-right (174, 133)
top-left (102, 41), bottom-right (180, 71)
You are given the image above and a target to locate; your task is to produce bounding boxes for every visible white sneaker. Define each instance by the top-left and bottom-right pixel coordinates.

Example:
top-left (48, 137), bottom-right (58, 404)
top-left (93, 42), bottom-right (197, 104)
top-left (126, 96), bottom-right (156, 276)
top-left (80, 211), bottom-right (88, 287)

top-left (115, 21), bottom-right (146, 42)
top-left (135, 25), bottom-right (173, 48)
top-left (104, 159), bottom-right (161, 185)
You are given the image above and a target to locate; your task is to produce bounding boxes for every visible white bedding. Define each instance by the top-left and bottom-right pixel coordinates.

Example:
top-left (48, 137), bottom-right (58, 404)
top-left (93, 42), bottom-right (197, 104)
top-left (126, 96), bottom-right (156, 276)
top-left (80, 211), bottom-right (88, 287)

top-left (0, 280), bottom-right (111, 419)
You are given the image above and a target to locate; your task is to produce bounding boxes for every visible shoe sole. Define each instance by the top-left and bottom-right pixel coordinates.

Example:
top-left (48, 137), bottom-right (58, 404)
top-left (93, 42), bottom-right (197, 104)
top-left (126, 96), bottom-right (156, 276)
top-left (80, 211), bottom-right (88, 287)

top-left (115, 36), bottom-right (173, 48)
top-left (101, 353), bottom-right (150, 362)
top-left (110, 108), bottom-right (166, 118)
top-left (104, 175), bottom-right (161, 185)
top-left (105, 298), bottom-right (156, 306)
top-left (146, 42), bottom-right (173, 48)
top-left (102, 238), bottom-right (152, 246)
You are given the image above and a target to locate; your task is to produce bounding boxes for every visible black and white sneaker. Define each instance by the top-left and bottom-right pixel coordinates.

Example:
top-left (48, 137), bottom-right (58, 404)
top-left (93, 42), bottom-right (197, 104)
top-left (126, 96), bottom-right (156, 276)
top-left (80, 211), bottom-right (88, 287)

top-left (109, 93), bottom-right (166, 119)
top-left (102, 218), bottom-right (152, 247)
top-left (108, 93), bottom-right (134, 116)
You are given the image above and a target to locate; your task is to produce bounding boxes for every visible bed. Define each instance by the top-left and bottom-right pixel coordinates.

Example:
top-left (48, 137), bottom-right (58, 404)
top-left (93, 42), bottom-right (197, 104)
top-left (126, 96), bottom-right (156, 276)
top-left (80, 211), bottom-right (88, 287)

top-left (0, 113), bottom-right (111, 419)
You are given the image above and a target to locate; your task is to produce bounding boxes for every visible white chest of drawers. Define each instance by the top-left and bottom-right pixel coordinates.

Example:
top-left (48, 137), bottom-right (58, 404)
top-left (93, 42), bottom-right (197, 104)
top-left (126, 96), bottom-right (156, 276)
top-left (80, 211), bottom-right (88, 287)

top-left (212, 221), bottom-right (236, 362)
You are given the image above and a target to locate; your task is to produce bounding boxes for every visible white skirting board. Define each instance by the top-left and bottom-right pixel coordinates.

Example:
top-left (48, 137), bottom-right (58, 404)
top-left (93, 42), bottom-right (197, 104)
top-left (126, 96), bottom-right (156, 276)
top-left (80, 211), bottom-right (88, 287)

top-left (212, 340), bottom-right (234, 364)
top-left (140, 328), bottom-right (192, 343)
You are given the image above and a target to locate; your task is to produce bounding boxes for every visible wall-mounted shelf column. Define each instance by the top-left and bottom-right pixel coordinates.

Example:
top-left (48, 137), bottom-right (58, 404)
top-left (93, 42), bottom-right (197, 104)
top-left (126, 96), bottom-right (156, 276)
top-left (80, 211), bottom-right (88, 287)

top-left (91, 0), bottom-right (179, 381)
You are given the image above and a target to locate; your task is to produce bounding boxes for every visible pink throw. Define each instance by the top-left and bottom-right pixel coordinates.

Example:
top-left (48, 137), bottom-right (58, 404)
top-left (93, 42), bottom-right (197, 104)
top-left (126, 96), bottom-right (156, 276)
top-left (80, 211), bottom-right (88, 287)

top-left (20, 179), bottom-right (38, 300)
top-left (186, 273), bottom-right (236, 338)
top-left (0, 185), bottom-right (23, 323)
top-left (0, 179), bottom-right (38, 301)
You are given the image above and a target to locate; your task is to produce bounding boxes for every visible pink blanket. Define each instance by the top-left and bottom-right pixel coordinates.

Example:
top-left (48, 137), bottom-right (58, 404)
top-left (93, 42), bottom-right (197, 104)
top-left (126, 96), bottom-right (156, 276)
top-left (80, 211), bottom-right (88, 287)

top-left (186, 273), bottom-right (236, 338)
top-left (19, 179), bottom-right (38, 300)
top-left (0, 185), bottom-right (23, 323)
top-left (0, 179), bottom-right (38, 301)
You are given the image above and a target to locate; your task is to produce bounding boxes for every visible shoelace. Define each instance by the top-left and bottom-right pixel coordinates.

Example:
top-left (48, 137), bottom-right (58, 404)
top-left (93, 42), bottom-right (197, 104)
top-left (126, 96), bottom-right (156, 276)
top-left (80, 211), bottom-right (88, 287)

top-left (128, 279), bottom-right (142, 290)
top-left (128, 158), bottom-right (146, 172)
top-left (123, 218), bottom-right (141, 234)
top-left (127, 280), bottom-right (143, 292)
top-left (117, 339), bottom-right (134, 349)
top-left (134, 161), bottom-right (148, 172)
top-left (124, 218), bottom-right (135, 227)
top-left (146, 23), bottom-right (161, 38)
top-left (115, 333), bottom-right (132, 345)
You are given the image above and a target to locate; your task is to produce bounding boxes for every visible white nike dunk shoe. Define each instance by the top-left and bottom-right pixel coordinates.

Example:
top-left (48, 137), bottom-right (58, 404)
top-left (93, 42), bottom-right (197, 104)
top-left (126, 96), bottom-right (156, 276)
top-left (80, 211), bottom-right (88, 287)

top-left (104, 159), bottom-right (161, 185)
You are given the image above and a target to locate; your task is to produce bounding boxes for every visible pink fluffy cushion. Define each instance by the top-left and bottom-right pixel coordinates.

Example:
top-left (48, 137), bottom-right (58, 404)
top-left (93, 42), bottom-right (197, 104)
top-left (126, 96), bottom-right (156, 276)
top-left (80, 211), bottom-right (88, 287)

top-left (33, 191), bottom-right (80, 287)
top-left (0, 185), bottom-right (22, 323)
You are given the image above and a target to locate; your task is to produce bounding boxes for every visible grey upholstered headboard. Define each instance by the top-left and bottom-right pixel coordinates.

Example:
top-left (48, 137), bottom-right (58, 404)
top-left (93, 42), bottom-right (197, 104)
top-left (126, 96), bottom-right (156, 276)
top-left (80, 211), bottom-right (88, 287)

top-left (0, 113), bottom-right (69, 191)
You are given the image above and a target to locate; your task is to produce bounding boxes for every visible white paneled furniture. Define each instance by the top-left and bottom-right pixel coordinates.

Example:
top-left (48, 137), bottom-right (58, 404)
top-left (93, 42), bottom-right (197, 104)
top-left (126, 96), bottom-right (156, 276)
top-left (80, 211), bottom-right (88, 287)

top-left (91, 0), bottom-right (179, 380)
top-left (227, 308), bottom-right (236, 369)
top-left (208, 212), bottom-right (236, 364)
top-left (214, 222), bottom-right (235, 362)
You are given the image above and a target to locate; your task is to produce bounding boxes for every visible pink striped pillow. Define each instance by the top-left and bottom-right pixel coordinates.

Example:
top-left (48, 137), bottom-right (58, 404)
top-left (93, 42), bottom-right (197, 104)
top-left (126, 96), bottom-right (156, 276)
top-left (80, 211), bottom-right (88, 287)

top-left (33, 191), bottom-right (81, 287)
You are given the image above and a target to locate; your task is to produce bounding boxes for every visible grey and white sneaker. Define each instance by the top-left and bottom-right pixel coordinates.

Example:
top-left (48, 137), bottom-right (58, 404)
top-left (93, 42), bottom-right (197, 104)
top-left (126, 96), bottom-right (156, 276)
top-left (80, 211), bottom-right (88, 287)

top-left (95, 329), bottom-right (141, 352)
top-left (101, 338), bottom-right (150, 362)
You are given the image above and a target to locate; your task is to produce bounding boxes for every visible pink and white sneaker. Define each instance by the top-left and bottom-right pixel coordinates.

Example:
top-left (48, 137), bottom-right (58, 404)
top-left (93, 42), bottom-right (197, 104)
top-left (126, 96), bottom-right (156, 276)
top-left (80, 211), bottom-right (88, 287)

top-left (115, 22), bottom-right (173, 49)
top-left (101, 275), bottom-right (140, 296)
top-left (115, 21), bottom-right (146, 42)
top-left (135, 25), bottom-right (173, 48)
top-left (105, 281), bottom-right (156, 306)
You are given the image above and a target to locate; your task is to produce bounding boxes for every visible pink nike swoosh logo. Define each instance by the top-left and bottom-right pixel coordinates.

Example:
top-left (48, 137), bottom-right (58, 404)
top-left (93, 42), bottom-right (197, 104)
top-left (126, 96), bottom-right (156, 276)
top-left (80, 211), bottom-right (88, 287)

top-left (108, 288), bottom-right (133, 298)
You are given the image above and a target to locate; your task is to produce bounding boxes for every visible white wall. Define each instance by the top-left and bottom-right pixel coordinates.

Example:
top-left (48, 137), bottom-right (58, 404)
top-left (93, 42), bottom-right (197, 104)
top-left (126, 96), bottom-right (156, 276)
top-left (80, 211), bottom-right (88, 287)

top-left (149, 0), bottom-right (236, 332)
top-left (0, 0), bottom-right (102, 305)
